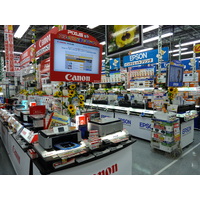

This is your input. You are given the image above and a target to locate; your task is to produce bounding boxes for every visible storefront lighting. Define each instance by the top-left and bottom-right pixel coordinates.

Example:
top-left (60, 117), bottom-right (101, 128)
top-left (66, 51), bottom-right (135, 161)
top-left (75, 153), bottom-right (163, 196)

top-left (0, 50), bottom-right (22, 54)
top-left (14, 25), bottom-right (30, 38)
top-left (172, 51), bottom-right (193, 56)
top-left (175, 40), bottom-right (200, 47)
top-left (169, 48), bottom-right (188, 53)
top-left (100, 41), bottom-right (106, 45)
top-left (87, 25), bottom-right (99, 29)
top-left (131, 48), bottom-right (153, 54)
top-left (143, 25), bottom-right (159, 33)
top-left (143, 32), bottom-right (173, 43)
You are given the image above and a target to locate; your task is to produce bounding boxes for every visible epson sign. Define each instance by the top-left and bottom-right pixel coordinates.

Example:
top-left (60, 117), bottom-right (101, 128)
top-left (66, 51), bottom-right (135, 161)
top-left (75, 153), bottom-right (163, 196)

top-left (182, 126), bottom-right (192, 136)
top-left (139, 122), bottom-right (152, 130)
top-left (118, 118), bottom-right (131, 126)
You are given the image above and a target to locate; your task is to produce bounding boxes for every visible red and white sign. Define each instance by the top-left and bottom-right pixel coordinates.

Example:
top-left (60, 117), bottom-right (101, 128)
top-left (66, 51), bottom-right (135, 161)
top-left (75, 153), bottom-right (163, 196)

top-left (4, 25), bottom-right (15, 71)
top-left (40, 57), bottom-right (50, 74)
top-left (50, 29), bottom-right (103, 82)
top-left (20, 44), bottom-right (36, 68)
top-left (36, 26), bottom-right (59, 57)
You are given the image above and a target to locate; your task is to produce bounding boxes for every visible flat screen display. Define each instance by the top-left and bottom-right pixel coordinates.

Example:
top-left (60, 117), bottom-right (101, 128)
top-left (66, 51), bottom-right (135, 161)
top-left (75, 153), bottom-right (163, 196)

top-left (106, 25), bottom-right (143, 57)
top-left (54, 39), bottom-right (100, 74)
top-left (167, 65), bottom-right (184, 87)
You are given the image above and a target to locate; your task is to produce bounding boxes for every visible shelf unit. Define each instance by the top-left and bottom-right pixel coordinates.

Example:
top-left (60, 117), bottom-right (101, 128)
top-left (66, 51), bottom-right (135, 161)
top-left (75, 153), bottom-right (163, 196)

top-left (150, 118), bottom-right (181, 153)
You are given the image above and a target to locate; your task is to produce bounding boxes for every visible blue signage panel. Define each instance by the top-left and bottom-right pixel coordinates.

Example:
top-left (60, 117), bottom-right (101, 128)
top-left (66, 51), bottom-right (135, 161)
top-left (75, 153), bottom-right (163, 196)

top-left (181, 58), bottom-right (199, 70)
top-left (123, 47), bottom-right (169, 67)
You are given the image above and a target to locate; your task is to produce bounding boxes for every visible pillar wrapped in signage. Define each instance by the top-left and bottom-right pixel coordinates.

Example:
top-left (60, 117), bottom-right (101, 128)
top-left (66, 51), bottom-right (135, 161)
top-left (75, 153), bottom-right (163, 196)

top-left (4, 25), bottom-right (15, 72)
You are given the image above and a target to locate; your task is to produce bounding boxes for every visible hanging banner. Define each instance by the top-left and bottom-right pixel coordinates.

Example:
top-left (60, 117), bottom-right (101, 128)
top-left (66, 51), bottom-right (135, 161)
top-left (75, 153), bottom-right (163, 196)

top-left (20, 44), bottom-right (36, 68)
top-left (40, 57), bottom-right (50, 74)
top-left (123, 47), bottom-right (169, 67)
top-left (50, 29), bottom-right (103, 82)
top-left (4, 25), bottom-right (15, 71)
top-left (35, 26), bottom-right (59, 57)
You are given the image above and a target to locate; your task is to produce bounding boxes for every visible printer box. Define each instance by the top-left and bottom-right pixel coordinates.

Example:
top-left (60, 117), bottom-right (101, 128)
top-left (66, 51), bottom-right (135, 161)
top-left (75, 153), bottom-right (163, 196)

top-left (88, 118), bottom-right (123, 137)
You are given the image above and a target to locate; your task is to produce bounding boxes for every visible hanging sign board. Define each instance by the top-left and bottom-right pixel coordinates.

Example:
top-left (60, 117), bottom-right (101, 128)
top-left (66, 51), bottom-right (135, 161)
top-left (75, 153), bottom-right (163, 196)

top-left (50, 30), bottom-right (103, 82)
top-left (123, 47), bottom-right (169, 67)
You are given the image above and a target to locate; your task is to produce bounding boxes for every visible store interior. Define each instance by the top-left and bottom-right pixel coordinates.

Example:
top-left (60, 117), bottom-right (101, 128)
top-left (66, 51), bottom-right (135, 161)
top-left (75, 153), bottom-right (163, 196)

top-left (0, 25), bottom-right (200, 177)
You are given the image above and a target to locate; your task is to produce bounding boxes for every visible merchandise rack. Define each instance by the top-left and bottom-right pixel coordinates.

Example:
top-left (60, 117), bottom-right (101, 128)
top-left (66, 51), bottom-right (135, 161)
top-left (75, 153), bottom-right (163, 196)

top-left (150, 118), bottom-right (182, 157)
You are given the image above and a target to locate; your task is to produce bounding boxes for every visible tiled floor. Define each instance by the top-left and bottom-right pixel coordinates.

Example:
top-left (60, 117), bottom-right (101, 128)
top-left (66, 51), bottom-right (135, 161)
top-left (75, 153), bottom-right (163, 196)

top-left (1, 130), bottom-right (200, 175)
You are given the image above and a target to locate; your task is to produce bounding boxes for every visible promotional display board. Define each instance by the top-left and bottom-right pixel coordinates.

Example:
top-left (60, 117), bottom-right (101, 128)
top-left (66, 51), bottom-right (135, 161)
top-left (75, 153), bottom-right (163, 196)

top-left (106, 25), bottom-right (143, 57)
top-left (4, 25), bottom-right (14, 72)
top-left (123, 47), bottom-right (169, 67)
top-left (50, 30), bottom-right (103, 82)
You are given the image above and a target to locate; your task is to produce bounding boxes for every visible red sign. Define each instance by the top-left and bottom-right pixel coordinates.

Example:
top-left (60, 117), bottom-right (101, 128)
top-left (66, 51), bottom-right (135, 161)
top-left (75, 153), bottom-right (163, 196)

top-left (40, 57), bottom-right (50, 74)
top-left (50, 30), bottom-right (103, 82)
top-left (20, 44), bottom-right (36, 68)
top-left (4, 25), bottom-right (15, 71)
top-left (193, 44), bottom-right (200, 53)
top-left (35, 26), bottom-right (59, 57)
top-left (29, 105), bottom-right (46, 115)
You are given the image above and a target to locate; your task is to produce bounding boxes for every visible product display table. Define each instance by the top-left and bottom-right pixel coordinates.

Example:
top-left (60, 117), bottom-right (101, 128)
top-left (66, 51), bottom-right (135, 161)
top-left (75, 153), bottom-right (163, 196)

top-left (85, 103), bottom-right (197, 148)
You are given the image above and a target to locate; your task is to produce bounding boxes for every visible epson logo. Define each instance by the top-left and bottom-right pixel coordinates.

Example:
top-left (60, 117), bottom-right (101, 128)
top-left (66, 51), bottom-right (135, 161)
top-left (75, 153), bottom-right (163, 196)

top-left (65, 74), bottom-right (90, 82)
top-left (67, 30), bottom-right (84, 38)
top-left (129, 52), bottom-right (147, 61)
top-left (140, 122), bottom-right (151, 130)
top-left (101, 115), bottom-right (110, 118)
top-left (118, 118), bottom-right (131, 125)
top-left (93, 164), bottom-right (118, 175)
top-left (182, 126), bottom-right (192, 136)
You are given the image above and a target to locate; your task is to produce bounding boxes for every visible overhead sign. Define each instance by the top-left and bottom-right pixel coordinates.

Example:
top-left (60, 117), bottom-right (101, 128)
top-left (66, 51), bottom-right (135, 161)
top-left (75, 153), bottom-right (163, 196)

top-left (50, 29), bottom-right (103, 82)
top-left (123, 47), bottom-right (169, 67)
top-left (20, 44), bottom-right (35, 68)
top-left (193, 44), bottom-right (200, 53)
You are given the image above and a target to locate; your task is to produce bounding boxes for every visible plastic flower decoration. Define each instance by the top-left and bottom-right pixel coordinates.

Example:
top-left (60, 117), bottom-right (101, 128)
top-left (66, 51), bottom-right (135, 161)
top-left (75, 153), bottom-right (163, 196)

top-left (79, 101), bottom-right (84, 108)
top-left (78, 94), bottom-right (84, 101)
top-left (69, 84), bottom-right (76, 90)
top-left (67, 104), bottom-right (76, 117)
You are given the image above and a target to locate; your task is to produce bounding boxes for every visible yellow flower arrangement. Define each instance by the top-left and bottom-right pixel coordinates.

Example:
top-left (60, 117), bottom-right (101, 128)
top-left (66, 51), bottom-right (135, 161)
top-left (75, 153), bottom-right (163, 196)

top-left (68, 89), bottom-right (76, 98)
top-left (53, 91), bottom-right (63, 97)
top-left (168, 87), bottom-right (178, 102)
top-left (69, 84), bottom-right (76, 90)
top-left (78, 94), bottom-right (84, 101)
top-left (79, 101), bottom-right (84, 107)
top-left (67, 104), bottom-right (76, 117)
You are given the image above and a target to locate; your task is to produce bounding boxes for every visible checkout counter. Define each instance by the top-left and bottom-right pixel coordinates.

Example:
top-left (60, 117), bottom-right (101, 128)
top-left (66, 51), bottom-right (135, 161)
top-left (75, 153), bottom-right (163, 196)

top-left (0, 108), bottom-right (136, 175)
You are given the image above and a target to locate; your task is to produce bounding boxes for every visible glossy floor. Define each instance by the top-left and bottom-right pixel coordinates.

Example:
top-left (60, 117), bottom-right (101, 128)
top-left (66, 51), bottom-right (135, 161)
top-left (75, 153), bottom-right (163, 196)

top-left (1, 130), bottom-right (200, 175)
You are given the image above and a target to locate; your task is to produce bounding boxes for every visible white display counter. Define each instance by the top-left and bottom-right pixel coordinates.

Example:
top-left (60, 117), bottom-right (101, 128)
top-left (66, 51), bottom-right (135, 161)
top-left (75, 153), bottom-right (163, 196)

top-left (85, 103), bottom-right (196, 148)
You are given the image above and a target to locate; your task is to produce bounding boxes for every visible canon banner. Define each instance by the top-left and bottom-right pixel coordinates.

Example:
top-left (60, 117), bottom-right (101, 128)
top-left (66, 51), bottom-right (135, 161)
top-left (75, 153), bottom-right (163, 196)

top-left (4, 25), bottom-right (14, 71)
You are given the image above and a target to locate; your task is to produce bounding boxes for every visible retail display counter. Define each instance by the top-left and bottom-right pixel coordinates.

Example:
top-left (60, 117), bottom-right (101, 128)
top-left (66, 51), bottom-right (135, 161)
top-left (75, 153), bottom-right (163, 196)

top-left (85, 103), bottom-right (197, 148)
top-left (0, 109), bottom-right (136, 175)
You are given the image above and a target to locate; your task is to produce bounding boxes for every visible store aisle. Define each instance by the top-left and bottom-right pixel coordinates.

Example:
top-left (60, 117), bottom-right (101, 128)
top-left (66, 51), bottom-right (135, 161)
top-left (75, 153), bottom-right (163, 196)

top-left (132, 130), bottom-right (200, 175)
top-left (0, 138), bottom-right (16, 175)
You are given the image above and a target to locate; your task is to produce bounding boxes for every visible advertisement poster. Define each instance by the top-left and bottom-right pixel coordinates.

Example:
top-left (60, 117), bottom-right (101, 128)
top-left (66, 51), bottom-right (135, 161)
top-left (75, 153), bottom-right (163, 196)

top-left (129, 66), bottom-right (155, 88)
top-left (123, 47), bottom-right (169, 68)
top-left (106, 25), bottom-right (143, 57)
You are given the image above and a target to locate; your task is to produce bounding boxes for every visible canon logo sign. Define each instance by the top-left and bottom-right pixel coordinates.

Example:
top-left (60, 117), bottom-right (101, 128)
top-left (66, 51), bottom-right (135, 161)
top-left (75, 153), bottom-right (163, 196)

top-left (65, 74), bottom-right (90, 82)
top-left (93, 164), bottom-right (118, 175)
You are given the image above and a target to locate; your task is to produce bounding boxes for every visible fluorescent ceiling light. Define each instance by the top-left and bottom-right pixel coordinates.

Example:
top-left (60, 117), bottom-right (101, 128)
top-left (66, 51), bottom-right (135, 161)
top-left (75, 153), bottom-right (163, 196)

top-left (14, 25), bottom-right (30, 38)
top-left (172, 51), bottom-right (194, 56)
top-left (100, 41), bottom-right (106, 45)
top-left (131, 48), bottom-right (153, 54)
top-left (87, 25), bottom-right (99, 29)
top-left (175, 40), bottom-right (200, 47)
top-left (169, 48), bottom-right (188, 53)
top-left (143, 25), bottom-right (159, 33)
top-left (102, 52), bottom-right (105, 55)
top-left (181, 56), bottom-right (200, 61)
top-left (143, 32), bottom-right (173, 43)
top-left (0, 50), bottom-right (22, 54)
